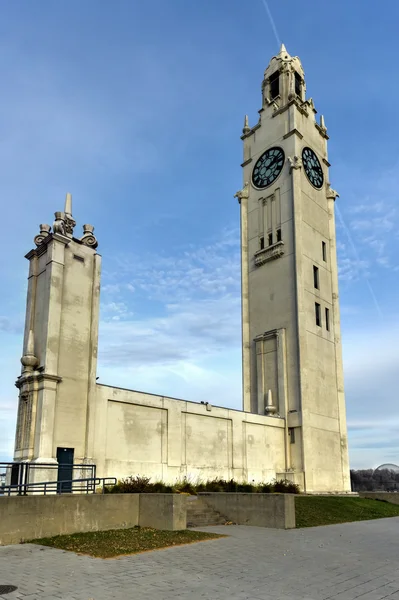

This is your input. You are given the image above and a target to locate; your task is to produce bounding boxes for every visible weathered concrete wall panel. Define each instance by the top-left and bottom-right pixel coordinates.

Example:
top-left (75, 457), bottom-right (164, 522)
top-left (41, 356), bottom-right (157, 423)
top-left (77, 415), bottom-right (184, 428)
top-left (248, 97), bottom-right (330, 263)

top-left (199, 493), bottom-right (295, 529)
top-left (139, 494), bottom-right (187, 531)
top-left (0, 494), bottom-right (139, 546)
top-left (359, 492), bottom-right (399, 505)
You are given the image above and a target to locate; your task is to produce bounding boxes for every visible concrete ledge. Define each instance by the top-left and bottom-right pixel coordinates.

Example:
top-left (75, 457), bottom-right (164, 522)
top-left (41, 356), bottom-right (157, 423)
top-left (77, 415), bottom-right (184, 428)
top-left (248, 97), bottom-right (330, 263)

top-left (0, 494), bottom-right (139, 546)
top-left (139, 494), bottom-right (187, 531)
top-left (359, 492), bottom-right (399, 505)
top-left (199, 493), bottom-right (296, 529)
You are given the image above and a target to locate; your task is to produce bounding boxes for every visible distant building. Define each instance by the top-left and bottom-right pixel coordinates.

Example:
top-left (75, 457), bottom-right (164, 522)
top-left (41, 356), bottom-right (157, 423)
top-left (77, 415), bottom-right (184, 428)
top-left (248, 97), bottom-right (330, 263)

top-left (374, 464), bottom-right (399, 474)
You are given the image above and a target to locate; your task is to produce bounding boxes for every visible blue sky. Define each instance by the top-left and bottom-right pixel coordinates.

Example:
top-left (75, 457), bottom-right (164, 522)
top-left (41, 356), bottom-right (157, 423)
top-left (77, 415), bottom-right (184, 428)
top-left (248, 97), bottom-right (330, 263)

top-left (1, 0), bottom-right (399, 470)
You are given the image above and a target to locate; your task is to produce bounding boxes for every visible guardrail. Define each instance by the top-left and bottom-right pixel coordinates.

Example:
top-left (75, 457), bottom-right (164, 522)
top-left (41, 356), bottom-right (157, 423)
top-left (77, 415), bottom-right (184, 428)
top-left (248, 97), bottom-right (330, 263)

top-left (1, 476), bottom-right (116, 496)
top-left (0, 462), bottom-right (96, 490)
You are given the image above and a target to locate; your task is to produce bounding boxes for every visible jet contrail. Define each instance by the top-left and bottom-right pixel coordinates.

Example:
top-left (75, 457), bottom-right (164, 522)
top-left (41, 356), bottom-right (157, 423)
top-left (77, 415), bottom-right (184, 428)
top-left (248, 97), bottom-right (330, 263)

top-left (336, 205), bottom-right (383, 320)
top-left (260, 0), bottom-right (281, 48)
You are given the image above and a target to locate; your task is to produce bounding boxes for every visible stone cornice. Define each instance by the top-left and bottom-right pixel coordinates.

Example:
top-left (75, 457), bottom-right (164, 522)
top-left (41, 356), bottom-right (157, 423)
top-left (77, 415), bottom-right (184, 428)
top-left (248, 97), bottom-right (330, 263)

top-left (315, 122), bottom-right (329, 139)
top-left (272, 97), bottom-right (309, 119)
top-left (240, 121), bottom-right (261, 140)
top-left (254, 328), bottom-right (281, 342)
top-left (254, 241), bottom-right (284, 267)
top-left (283, 128), bottom-right (303, 140)
top-left (25, 232), bottom-right (71, 260)
top-left (16, 372), bottom-right (62, 389)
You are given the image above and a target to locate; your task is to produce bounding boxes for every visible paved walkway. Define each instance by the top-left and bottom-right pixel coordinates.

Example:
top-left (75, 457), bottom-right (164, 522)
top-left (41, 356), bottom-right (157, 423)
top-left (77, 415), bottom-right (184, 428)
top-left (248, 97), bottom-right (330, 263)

top-left (1, 518), bottom-right (399, 600)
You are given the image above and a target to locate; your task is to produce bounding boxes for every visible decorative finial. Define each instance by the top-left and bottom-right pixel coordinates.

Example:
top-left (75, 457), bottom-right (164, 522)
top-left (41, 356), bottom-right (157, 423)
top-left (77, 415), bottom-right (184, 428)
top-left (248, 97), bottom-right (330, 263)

top-left (242, 115), bottom-right (250, 135)
top-left (234, 182), bottom-right (249, 204)
top-left (21, 330), bottom-right (39, 372)
top-left (34, 224), bottom-right (51, 246)
top-left (80, 224), bottom-right (98, 249)
top-left (279, 42), bottom-right (287, 54)
top-left (265, 389), bottom-right (277, 416)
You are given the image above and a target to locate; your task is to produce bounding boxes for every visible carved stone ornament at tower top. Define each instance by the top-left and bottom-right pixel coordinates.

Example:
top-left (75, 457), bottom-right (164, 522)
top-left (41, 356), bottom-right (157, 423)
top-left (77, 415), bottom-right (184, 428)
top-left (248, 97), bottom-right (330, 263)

top-left (288, 156), bottom-right (302, 172)
top-left (326, 184), bottom-right (339, 201)
top-left (63, 192), bottom-right (76, 237)
top-left (80, 224), bottom-right (98, 249)
top-left (34, 223), bottom-right (51, 246)
top-left (53, 212), bottom-right (66, 235)
top-left (234, 182), bottom-right (249, 204)
top-left (64, 214), bottom-right (76, 237)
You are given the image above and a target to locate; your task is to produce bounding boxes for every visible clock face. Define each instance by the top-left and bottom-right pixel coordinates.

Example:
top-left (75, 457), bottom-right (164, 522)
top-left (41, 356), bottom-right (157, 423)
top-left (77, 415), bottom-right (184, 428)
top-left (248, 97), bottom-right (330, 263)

top-left (302, 147), bottom-right (324, 189)
top-left (252, 147), bottom-right (285, 189)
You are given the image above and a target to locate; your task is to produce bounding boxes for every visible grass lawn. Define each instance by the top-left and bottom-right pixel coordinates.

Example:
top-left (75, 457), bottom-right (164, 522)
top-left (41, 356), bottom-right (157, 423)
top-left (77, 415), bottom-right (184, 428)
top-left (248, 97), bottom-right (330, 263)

top-left (295, 496), bottom-right (399, 528)
top-left (28, 527), bottom-right (225, 558)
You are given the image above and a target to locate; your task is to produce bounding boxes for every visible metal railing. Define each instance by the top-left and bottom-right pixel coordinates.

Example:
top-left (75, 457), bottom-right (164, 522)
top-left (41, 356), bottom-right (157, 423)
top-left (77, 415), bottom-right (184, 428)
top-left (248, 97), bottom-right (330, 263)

top-left (1, 476), bottom-right (116, 496)
top-left (0, 461), bottom-right (96, 492)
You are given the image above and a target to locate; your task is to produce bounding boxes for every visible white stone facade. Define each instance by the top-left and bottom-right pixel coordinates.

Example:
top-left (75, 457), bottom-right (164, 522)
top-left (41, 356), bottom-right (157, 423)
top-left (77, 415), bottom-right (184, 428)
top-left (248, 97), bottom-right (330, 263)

top-left (13, 46), bottom-right (351, 493)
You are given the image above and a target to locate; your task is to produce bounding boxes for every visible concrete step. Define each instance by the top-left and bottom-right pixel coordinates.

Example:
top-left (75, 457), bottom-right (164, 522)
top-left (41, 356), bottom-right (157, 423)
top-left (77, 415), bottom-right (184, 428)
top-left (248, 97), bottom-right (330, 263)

top-left (186, 496), bottom-right (229, 528)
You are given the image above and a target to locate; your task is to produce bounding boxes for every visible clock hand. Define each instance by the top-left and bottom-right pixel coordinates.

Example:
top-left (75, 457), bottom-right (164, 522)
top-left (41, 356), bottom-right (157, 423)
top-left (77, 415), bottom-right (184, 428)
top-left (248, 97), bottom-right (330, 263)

top-left (267, 155), bottom-right (280, 169)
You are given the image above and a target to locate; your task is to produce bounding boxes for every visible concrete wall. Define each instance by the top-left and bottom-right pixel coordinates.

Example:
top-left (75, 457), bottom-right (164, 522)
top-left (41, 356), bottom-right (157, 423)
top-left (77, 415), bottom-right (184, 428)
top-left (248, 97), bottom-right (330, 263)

top-left (139, 494), bottom-right (186, 531)
top-left (199, 492), bottom-right (295, 529)
top-left (0, 493), bottom-right (187, 546)
top-left (359, 492), bottom-right (399, 505)
top-left (94, 384), bottom-right (287, 485)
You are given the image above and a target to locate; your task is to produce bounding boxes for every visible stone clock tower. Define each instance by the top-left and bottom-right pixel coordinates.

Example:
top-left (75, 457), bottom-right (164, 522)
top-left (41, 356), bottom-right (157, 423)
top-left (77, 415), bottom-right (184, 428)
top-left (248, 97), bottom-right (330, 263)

top-left (237, 45), bottom-right (351, 492)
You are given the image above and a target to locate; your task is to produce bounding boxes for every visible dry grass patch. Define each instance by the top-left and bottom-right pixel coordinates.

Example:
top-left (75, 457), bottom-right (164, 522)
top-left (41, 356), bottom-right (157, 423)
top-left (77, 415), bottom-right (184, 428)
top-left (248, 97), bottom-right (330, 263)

top-left (28, 526), bottom-right (225, 558)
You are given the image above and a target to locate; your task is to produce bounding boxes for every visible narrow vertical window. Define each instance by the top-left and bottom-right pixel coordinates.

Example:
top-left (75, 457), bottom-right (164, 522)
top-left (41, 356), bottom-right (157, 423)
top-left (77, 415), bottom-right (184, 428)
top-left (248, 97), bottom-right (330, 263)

top-left (269, 71), bottom-right (280, 99)
top-left (295, 72), bottom-right (301, 96)
top-left (276, 228), bottom-right (282, 242)
top-left (315, 303), bottom-right (321, 327)
top-left (260, 236), bottom-right (265, 250)
top-left (325, 308), bottom-right (330, 331)
top-left (322, 241), bottom-right (327, 262)
top-left (289, 428), bottom-right (295, 444)
top-left (268, 232), bottom-right (273, 246)
top-left (313, 265), bottom-right (319, 289)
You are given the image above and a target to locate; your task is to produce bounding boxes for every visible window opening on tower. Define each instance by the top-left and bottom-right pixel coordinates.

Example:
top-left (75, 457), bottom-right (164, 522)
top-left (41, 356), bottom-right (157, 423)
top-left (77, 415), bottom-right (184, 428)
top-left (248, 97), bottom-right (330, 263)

top-left (315, 303), bottom-right (321, 327)
top-left (295, 72), bottom-right (301, 96)
top-left (269, 71), bottom-right (280, 99)
top-left (313, 265), bottom-right (319, 289)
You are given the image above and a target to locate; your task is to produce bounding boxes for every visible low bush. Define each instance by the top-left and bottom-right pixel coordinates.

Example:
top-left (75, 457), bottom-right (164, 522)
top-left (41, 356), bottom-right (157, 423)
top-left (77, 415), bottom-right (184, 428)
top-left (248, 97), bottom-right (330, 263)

top-left (106, 475), bottom-right (300, 495)
top-left (272, 479), bottom-right (300, 494)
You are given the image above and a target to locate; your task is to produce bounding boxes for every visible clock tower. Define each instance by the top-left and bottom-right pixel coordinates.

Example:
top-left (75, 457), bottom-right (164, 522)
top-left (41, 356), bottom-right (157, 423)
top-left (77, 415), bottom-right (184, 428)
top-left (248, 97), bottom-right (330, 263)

top-left (237, 44), bottom-right (351, 492)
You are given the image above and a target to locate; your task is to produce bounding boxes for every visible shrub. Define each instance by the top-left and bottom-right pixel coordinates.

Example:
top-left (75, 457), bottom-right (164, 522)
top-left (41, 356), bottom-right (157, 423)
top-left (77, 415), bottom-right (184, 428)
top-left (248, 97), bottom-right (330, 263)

top-left (113, 475), bottom-right (152, 494)
top-left (173, 477), bottom-right (197, 495)
top-left (151, 481), bottom-right (174, 493)
top-left (105, 475), bottom-right (300, 494)
top-left (257, 483), bottom-right (272, 493)
top-left (236, 482), bottom-right (255, 493)
top-left (222, 479), bottom-right (238, 492)
top-left (203, 478), bottom-right (225, 492)
top-left (272, 479), bottom-right (300, 494)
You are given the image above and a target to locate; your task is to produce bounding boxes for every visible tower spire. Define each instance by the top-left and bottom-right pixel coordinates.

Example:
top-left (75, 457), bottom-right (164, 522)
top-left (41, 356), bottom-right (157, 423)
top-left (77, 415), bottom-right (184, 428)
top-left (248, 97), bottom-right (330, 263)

top-left (64, 193), bottom-right (72, 217)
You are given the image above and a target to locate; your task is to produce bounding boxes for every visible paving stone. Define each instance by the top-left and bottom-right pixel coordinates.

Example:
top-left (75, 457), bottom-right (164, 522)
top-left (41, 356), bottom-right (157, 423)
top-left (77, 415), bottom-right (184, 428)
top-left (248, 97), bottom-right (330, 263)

top-left (0, 518), bottom-right (399, 599)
